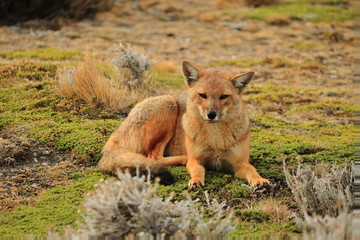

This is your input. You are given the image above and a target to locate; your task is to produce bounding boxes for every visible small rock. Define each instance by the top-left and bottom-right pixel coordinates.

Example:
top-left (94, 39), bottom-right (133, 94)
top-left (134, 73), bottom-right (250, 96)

top-left (302, 14), bottom-right (317, 21)
top-left (41, 162), bottom-right (48, 166)
top-left (40, 156), bottom-right (47, 161)
top-left (42, 150), bottom-right (50, 156)
top-left (32, 152), bottom-right (38, 157)
top-left (33, 158), bottom-right (38, 163)
top-left (327, 92), bottom-right (338, 97)
top-left (233, 26), bottom-right (242, 32)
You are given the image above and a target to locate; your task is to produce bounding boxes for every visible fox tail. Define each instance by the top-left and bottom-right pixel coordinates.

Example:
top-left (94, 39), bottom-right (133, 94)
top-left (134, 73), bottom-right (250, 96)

top-left (97, 149), bottom-right (174, 185)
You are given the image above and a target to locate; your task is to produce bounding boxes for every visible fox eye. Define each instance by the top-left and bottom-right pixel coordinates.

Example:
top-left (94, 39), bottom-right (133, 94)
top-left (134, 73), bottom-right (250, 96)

top-left (220, 95), bottom-right (229, 100)
top-left (199, 94), bottom-right (207, 99)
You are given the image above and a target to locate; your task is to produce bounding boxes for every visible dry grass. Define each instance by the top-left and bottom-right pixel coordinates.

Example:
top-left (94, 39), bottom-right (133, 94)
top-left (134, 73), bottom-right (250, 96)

top-left (214, 0), bottom-right (242, 9)
top-left (256, 198), bottom-right (293, 222)
top-left (58, 51), bottom-right (151, 112)
top-left (153, 60), bottom-right (178, 73)
top-left (266, 14), bottom-right (290, 25)
top-left (199, 12), bottom-right (220, 22)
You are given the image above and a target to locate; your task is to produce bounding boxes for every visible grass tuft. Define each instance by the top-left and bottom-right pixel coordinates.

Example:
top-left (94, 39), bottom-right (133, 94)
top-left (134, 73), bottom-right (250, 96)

top-left (58, 51), bottom-right (152, 112)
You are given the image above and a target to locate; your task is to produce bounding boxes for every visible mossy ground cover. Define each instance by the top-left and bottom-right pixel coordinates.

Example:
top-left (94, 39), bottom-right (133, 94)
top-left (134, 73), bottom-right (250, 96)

top-left (245, 0), bottom-right (359, 22)
top-left (0, 62), bottom-right (57, 88)
top-left (0, 50), bottom-right (354, 238)
top-left (0, 170), bottom-right (107, 237)
top-left (0, 81), bottom-right (122, 161)
top-left (0, 48), bottom-right (82, 61)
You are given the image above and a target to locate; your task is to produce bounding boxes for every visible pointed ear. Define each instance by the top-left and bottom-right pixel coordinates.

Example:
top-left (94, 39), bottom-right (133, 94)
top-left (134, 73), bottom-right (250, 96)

top-left (231, 71), bottom-right (255, 91)
top-left (182, 60), bottom-right (200, 86)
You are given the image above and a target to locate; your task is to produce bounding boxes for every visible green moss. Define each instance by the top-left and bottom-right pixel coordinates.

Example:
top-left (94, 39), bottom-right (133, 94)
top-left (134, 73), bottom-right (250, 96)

top-left (221, 182), bottom-right (249, 199)
top-left (0, 82), bottom-right (121, 161)
top-left (214, 58), bottom-right (263, 68)
top-left (29, 119), bottom-right (120, 160)
top-left (0, 62), bottom-right (57, 88)
top-left (289, 42), bottom-right (319, 50)
top-left (231, 221), bottom-right (301, 237)
top-left (152, 72), bottom-right (185, 89)
top-left (245, 1), bottom-right (358, 22)
top-left (156, 167), bottom-right (189, 200)
top-left (0, 170), bottom-right (107, 237)
top-left (285, 100), bottom-right (357, 117)
top-left (0, 48), bottom-right (82, 61)
top-left (244, 84), bottom-right (323, 107)
top-left (234, 209), bottom-right (270, 223)
top-left (250, 113), bottom-right (354, 182)
top-left (0, 63), bottom-right (354, 238)
top-left (251, 114), bottom-right (287, 128)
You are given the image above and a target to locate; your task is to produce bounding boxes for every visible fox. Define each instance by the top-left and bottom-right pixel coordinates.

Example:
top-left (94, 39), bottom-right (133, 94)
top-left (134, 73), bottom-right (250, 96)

top-left (97, 60), bottom-right (270, 187)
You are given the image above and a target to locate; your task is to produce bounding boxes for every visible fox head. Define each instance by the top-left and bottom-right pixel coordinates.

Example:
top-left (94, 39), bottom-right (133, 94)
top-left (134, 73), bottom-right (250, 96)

top-left (182, 60), bottom-right (254, 122)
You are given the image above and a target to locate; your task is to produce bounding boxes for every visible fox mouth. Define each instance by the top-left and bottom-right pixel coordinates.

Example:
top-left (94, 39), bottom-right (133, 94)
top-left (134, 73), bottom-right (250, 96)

top-left (205, 119), bottom-right (219, 123)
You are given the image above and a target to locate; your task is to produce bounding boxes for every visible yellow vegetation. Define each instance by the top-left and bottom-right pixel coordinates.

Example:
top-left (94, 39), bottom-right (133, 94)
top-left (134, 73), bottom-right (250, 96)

top-left (57, 53), bottom-right (150, 111)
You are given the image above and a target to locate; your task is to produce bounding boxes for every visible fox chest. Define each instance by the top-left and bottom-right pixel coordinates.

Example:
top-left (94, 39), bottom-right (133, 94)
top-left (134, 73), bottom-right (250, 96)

top-left (199, 147), bottom-right (233, 171)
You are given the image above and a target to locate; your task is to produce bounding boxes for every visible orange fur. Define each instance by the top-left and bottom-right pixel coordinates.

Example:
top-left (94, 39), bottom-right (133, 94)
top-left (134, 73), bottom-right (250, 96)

top-left (97, 60), bottom-right (269, 187)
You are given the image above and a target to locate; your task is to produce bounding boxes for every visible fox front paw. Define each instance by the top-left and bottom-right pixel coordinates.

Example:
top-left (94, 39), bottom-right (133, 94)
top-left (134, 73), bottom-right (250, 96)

top-left (248, 176), bottom-right (270, 187)
top-left (188, 178), bottom-right (204, 189)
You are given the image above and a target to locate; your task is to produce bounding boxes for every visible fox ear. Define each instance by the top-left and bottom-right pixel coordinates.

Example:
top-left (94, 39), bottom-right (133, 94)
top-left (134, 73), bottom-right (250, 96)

top-left (231, 71), bottom-right (255, 91)
top-left (182, 60), bottom-right (200, 86)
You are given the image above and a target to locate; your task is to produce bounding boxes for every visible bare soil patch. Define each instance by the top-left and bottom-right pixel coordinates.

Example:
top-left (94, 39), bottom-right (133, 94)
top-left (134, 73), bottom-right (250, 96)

top-left (0, 129), bottom-right (87, 211)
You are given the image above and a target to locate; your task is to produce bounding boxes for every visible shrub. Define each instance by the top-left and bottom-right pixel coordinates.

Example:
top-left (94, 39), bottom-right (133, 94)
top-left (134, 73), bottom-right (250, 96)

top-left (284, 163), bottom-right (352, 217)
top-left (284, 163), bottom-right (353, 239)
top-left (77, 171), bottom-right (236, 238)
top-left (112, 42), bottom-right (155, 89)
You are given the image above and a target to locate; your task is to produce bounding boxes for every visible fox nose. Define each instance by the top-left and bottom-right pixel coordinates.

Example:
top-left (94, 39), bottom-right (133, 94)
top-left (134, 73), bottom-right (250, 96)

top-left (207, 111), bottom-right (217, 120)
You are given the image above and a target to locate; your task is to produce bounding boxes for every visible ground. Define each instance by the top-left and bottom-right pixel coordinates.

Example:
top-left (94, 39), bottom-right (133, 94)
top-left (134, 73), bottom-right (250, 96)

top-left (0, 0), bottom-right (357, 237)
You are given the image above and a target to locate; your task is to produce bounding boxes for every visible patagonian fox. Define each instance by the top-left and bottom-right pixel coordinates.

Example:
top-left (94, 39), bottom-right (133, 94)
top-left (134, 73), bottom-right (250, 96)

top-left (97, 60), bottom-right (269, 187)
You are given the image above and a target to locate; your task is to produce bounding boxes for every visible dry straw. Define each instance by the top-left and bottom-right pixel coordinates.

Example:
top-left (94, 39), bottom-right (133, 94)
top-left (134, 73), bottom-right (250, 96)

top-left (57, 43), bottom-right (154, 112)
